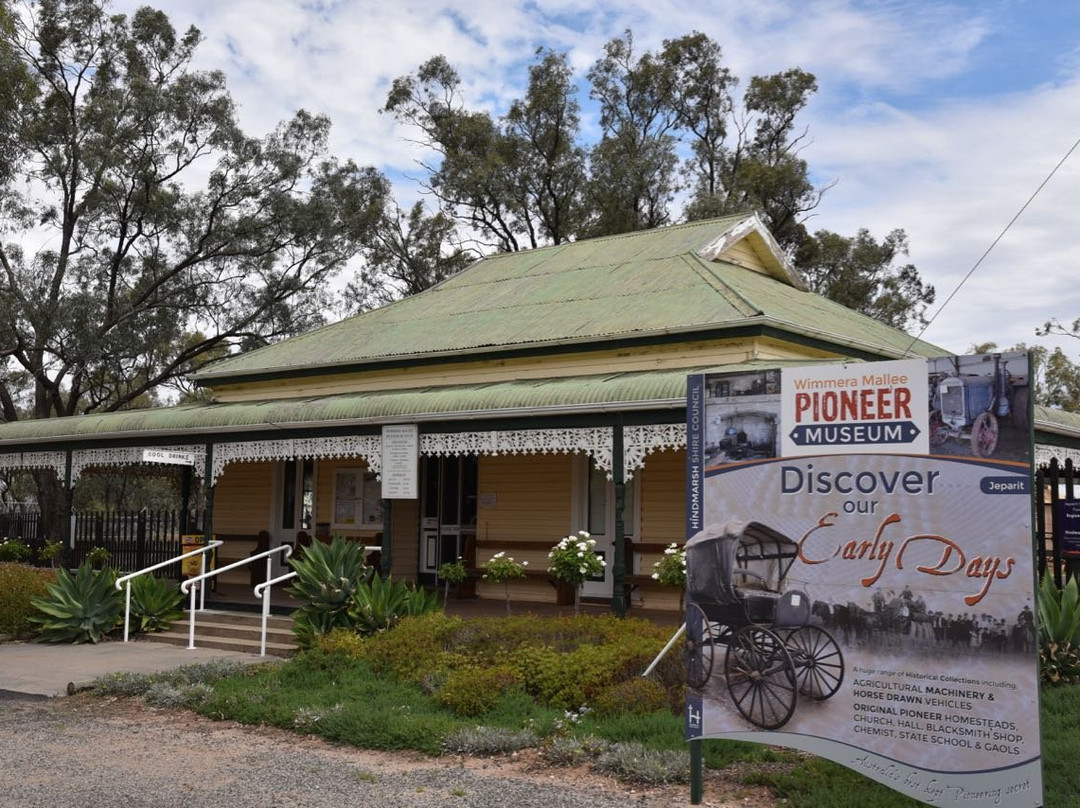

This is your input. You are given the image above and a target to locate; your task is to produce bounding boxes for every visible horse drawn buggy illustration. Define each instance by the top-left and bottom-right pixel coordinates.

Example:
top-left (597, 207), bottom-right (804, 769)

top-left (684, 521), bottom-right (844, 729)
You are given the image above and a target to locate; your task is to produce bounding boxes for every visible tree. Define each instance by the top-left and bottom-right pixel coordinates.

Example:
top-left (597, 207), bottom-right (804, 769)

top-left (795, 228), bottom-right (935, 331)
top-left (384, 51), bottom-right (585, 251)
top-left (387, 29), bottom-right (933, 332)
top-left (0, 0), bottom-right (387, 530)
top-left (585, 29), bottom-right (680, 236)
top-left (1034, 320), bottom-right (1080, 410)
top-left (344, 201), bottom-right (474, 314)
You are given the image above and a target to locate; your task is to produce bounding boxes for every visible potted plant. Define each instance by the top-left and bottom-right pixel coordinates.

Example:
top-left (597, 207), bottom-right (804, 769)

top-left (548, 530), bottom-right (606, 615)
top-left (481, 552), bottom-right (527, 615)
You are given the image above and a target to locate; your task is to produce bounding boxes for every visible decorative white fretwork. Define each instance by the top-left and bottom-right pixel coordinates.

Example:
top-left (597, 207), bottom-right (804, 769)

top-left (421, 428), bottom-right (614, 477)
top-left (0, 451), bottom-right (67, 479)
top-left (1035, 444), bottom-right (1080, 469)
top-left (624, 424), bottom-right (687, 479)
top-left (71, 445), bottom-right (207, 484)
top-left (212, 435), bottom-right (383, 485)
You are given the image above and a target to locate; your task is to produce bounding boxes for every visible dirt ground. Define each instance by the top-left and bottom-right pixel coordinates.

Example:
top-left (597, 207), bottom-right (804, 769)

top-left (0, 693), bottom-right (782, 808)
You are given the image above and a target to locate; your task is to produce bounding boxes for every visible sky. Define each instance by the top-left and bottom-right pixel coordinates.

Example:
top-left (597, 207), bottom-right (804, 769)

top-left (110, 0), bottom-right (1080, 360)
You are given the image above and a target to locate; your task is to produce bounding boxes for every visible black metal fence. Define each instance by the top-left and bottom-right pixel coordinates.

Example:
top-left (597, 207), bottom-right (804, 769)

top-left (0, 508), bottom-right (200, 578)
top-left (1036, 457), bottom-right (1079, 586)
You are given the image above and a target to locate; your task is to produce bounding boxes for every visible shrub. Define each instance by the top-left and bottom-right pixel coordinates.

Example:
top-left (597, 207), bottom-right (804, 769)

top-left (541, 734), bottom-right (612, 767)
top-left (310, 627), bottom-right (367, 659)
top-left (651, 543), bottom-right (686, 587)
top-left (128, 574), bottom-right (185, 633)
top-left (350, 574), bottom-right (441, 637)
top-left (28, 562), bottom-right (122, 643)
top-left (360, 612), bottom-right (466, 682)
top-left (481, 551), bottom-right (528, 615)
top-left (548, 531), bottom-right (605, 586)
top-left (438, 557), bottom-right (467, 607)
top-left (1042, 641), bottom-right (1080, 685)
top-left (594, 742), bottom-right (690, 784)
top-left (0, 538), bottom-right (31, 562)
top-left (37, 539), bottom-right (63, 567)
top-left (0, 562), bottom-right (55, 637)
top-left (592, 676), bottom-right (670, 717)
top-left (442, 725), bottom-right (539, 755)
top-left (438, 664), bottom-right (524, 716)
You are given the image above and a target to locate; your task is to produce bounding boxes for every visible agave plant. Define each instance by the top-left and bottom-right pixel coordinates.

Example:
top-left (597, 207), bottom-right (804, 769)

top-left (28, 562), bottom-right (123, 643)
top-left (350, 574), bottom-right (441, 637)
top-left (1037, 574), bottom-right (1080, 647)
top-left (286, 536), bottom-right (375, 644)
top-left (128, 574), bottom-right (185, 633)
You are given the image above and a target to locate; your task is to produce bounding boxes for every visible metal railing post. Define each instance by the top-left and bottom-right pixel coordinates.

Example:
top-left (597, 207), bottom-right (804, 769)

top-left (123, 582), bottom-right (132, 642)
top-left (116, 540), bottom-right (222, 644)
top-left (187, 581), bottom-right (198, 649)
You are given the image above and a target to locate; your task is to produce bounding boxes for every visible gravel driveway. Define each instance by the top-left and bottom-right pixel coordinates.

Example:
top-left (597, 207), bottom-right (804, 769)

top-left (0, 693), bottom-right (774, 808)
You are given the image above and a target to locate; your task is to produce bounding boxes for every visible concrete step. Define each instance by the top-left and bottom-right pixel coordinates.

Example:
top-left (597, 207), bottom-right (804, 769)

top-left (179, 610), bottom-right (294, 629)
top-left (145, 630), bottom-right (297, 657)
top-left (140, 610), bottom-right (298, 657)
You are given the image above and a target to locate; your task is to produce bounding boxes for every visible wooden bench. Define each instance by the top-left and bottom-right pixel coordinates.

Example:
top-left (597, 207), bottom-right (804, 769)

top-left (464, 538), bottom-right (573, 603)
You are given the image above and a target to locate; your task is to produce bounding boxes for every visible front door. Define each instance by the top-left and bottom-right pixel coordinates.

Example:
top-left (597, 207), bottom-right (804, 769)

top-left (576, 456), bottom-right (636, 599)
top-left (272, 459), bottom-right (314, 575)
top-left (419, 456), bottom-right (477, 585)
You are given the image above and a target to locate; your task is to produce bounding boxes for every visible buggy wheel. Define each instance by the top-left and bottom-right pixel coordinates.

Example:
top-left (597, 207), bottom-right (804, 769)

top-left (971, 412), bottom-right (999, 458)
top-left (685, 604), bottom-right (714, 689)
top-left (724, 626), bottom-right (797, 730)
top-left (785, 626), bottom-right (844, 700)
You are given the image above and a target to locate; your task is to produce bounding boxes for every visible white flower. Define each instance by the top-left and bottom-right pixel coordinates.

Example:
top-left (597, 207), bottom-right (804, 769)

top-left (522, 560), bottom-right (529, 566)
top-left (651, 572), bottom-right (660, 580)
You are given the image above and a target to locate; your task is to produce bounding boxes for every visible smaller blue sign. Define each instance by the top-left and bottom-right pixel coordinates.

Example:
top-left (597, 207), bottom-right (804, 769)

top-left (788, 421), bottom-right (920, 447)
top-left (979, 477), bottom-right (1030, 495)
top-left (1055, 500), bottom-right (1080, 557)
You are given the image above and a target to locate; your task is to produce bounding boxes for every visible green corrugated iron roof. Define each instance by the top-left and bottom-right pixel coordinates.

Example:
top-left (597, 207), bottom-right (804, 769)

top-left (1036, 405), bottom-right (1080, 438)
top-left (191, 215), bottom-right (945, 384)
top-left (0, 360), bottom-right (825, 447)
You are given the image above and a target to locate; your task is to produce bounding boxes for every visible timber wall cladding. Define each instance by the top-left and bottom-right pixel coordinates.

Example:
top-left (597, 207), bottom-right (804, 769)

top-left (476, 452), bottom-right (572, 566)
top-left (212, 460), bottom-right (274, 533)
top-left (209, 336), bottom-right (828, 402)
top-left (389, 496), bottom-right (419, 581)
top-left (638, 447), bottom-right (686, 548)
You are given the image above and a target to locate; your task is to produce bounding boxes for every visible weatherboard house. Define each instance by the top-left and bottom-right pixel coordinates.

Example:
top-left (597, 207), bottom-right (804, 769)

top-left (0, 213), bottom-right (1076, 611)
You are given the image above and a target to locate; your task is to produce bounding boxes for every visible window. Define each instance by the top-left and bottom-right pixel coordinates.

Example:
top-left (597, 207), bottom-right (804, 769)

top-left (332, 468), bottom-right (383, 529)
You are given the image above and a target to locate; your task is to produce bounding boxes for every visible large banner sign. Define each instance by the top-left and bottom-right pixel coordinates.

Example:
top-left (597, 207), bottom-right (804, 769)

top-left (685, 352), bottom-right (1041, 807)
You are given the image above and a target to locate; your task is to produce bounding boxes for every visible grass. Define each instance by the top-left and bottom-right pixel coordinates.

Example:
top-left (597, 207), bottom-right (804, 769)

top-left (84, 615), bottom-right (1079, 806)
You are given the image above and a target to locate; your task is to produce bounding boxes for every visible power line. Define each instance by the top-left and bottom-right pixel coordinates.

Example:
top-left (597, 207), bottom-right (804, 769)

top-left (905, 134), bottom-right (1080, 354)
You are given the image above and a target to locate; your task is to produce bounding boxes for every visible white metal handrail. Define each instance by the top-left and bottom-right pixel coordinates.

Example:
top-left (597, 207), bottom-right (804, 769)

top-left (254, 571), bottom-right (297, 657)
top-left (252, 545), bottom-right (382, 657)
top-left (180, 544), bottom-right (293, 650)
top-left (115, 541), bottom-right (223, 643)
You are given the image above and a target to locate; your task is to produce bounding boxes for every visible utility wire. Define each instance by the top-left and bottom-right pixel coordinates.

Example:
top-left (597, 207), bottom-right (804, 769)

top-left (905, 134), bottom-right (1080, 354)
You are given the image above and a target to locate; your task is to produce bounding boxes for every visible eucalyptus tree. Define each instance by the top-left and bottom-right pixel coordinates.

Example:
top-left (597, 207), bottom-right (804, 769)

top-left (796, 228), bottom-right (935, 331)
top-left (585, 29), bottom-right (681, 236)
top-left (346, 201), bottom-right (475, 314)
top-left (0, 0), bottom-right (387, 423)
top-left (384, 50), bottom-right (585, 250)
top-left (0, 0), bottom-right (388, 530)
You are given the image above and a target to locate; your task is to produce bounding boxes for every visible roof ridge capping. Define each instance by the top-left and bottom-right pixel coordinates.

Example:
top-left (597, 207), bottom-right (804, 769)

top-left (697, 212), bottom-right (807, 291)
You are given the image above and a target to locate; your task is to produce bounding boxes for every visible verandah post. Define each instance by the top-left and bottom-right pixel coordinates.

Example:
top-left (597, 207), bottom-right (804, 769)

top-left (612, 423), bottom-right (627, 617)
